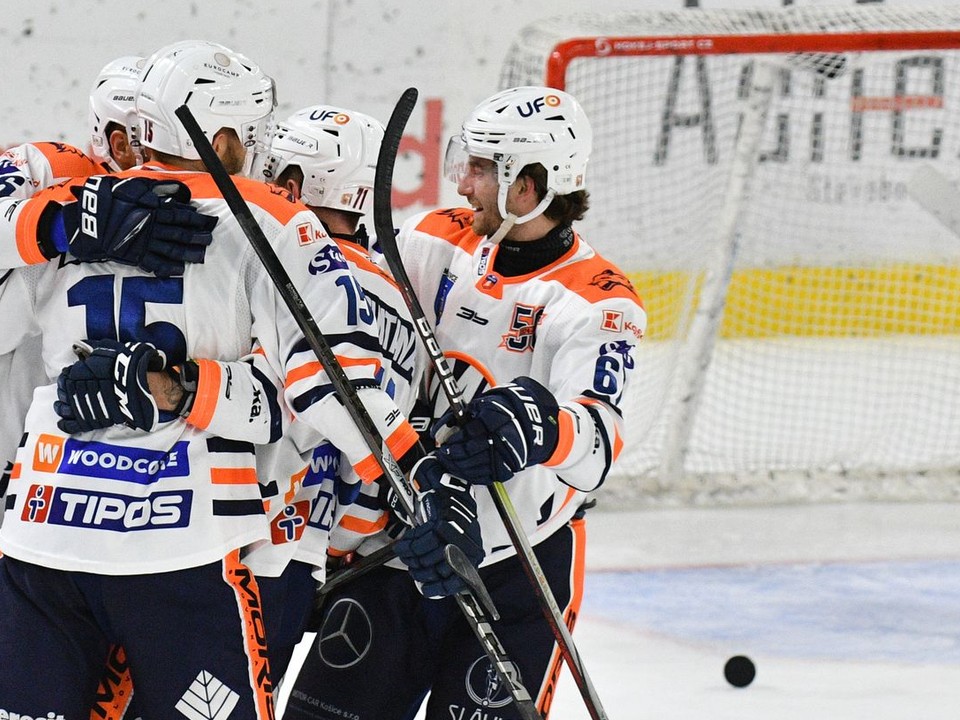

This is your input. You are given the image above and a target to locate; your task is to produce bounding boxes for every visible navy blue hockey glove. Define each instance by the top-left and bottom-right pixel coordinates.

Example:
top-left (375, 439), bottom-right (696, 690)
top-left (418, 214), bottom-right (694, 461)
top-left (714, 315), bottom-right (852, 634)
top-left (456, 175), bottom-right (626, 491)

top-left (394, 455), bottom-right (485, 598)
top-left (433, 377), bottom-right (561, 485)
top-left (51, 176), bottom-right (218, 276)
top-left (55, 340), bottom-right (166, 434)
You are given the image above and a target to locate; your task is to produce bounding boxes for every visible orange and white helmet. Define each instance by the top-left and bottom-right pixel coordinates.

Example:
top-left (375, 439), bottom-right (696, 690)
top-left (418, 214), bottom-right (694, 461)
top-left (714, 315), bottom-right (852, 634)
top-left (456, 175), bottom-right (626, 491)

top-left (136, 40), bottom-right (275, 176)
top-left (259, 104), bottom-right (384, 213)
top-left (88, 55), bottom-right (144, 171)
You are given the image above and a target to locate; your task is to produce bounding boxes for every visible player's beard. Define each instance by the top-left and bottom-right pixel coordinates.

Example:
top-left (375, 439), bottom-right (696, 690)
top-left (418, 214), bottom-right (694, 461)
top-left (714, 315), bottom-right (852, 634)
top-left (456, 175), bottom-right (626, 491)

top-left (471, 204), bottom-right (506, 240)
top-left (220, 141), bottom-right (247, 176)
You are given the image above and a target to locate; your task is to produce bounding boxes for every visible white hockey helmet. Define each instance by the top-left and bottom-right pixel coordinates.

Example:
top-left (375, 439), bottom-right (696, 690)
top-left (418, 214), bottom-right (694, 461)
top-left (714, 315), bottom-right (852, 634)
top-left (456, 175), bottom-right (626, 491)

top-left (258, 104), bottom-right (384, 213)
top-left (445, 86), bottom-right (592, 240)
top-left (135, 40), bottom-right (275, 176)
top-left (88, 55), bottom-right (144, 171)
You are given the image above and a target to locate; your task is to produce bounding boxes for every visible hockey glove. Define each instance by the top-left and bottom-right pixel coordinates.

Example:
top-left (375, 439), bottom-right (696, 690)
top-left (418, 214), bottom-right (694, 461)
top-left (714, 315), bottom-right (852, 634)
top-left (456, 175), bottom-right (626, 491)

top-left (433, 376), bottom-right (561, 485)
top-left (394, 455), bottom-right (485, 598)
top-left (55, 340), bottom-right (166, 434)
top-left (50, 176), bottom-right (218, 276)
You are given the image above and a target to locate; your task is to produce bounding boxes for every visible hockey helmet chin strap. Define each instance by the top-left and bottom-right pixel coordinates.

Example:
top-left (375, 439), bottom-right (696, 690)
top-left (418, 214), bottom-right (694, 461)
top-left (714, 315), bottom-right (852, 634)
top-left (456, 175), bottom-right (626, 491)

top-left (488, 184), bottom-right (556, 245)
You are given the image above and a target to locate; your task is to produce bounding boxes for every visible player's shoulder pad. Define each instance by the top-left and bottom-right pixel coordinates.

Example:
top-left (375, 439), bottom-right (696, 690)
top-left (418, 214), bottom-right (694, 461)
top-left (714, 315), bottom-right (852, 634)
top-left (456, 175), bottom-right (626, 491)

top-left (542, 250), bottom-right (645, 307)
top-left (412, 208), bottom-right (484, 253)
top-left (31, 142), bottom-right (102, 179)
top-left (125, 168), bottom-right (306, 225)
top-left (337, 240), bottom-right (398, 288)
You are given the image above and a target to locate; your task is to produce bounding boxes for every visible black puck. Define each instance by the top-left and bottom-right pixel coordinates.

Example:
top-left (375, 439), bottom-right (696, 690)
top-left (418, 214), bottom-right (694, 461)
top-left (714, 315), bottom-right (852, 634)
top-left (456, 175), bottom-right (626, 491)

top-left (724, 655), bottom-right (756, 688)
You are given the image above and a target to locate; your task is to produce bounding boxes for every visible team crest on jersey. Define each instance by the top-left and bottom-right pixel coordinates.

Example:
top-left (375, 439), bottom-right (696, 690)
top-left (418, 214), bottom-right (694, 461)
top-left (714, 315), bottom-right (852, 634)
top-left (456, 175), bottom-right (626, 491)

top-left (308, 243), bottom-right (349, 274)
top-left (600, 309), bottom-right (624, 332)
top-left (51, 142), bottom-right (89, 160)
top-left (500, 303), bottom-right (545, 353)
top-left (437, 207), bottom-right (472, 230)
top-left (590, 268), bottom-right (637, 294)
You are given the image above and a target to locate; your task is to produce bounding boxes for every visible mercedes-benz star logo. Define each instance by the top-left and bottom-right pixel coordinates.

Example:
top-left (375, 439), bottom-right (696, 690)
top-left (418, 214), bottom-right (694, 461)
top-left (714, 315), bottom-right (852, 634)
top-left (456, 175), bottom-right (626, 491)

top-left (317, 598), bottom-right (373, 669)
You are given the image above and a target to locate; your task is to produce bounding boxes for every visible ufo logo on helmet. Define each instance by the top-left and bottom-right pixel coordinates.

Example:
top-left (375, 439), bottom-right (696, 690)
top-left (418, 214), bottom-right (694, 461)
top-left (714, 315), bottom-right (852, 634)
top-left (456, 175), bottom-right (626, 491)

top-left (214, 52), bottom-right (231, 67)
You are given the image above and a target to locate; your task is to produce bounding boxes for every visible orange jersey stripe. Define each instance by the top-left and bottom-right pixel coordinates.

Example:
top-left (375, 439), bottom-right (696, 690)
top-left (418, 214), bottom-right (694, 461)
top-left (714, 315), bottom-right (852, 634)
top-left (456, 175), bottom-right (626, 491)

top-left (338, 240), bottom-right (401, 289)
top-left (337, 512), bottom-right (389, 535)
top-left (10, 463), bottom-right (20, 480)
top-left (124, 164), bottom-right (306, 226)
top-left (210, 467), bottom-right (259, 485)
top-left (416, 208), bottom-right (486, 253)
top-left (541, 251), bottom-right (645, 307)
top-left (545, 408), bottom-right (576, 467)
top-left (15, 196), bottom-right (55, 265)
top-left (444, 350), bottom-right (497, 386)
top-left (186, 359), bottom-right (222, 430)
top-left (33, 142), bottom-right (102, 180)
top-left (352, 420), bottom-right (419, 483)
top-left (285, 355), bottom-right (382, 388)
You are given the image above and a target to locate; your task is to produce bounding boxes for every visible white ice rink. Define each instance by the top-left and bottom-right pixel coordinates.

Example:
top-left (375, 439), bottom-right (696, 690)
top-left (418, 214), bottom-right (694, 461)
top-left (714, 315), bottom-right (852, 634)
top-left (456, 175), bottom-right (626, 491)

top-left (279, 501), bottom-right (960, 718)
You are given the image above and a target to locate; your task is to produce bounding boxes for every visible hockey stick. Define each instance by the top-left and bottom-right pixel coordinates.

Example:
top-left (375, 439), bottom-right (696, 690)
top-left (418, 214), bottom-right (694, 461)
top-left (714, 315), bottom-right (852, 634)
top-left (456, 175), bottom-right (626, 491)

top-left (307, 543), bottom-right (397, 627)
top-left (374, 88), bottom-right (609, 720)
top-left (907, 164), bottom-right (960, 238)
top-left (174, 105), bottom-right (542, 720)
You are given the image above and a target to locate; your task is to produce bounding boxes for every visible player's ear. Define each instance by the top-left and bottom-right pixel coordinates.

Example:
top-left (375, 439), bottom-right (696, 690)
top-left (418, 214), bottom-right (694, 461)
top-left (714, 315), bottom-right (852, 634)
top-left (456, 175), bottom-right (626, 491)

top-left (108, 128), bottom-right (136, 169)
top-left (283, 177), bottom-right (302, 201)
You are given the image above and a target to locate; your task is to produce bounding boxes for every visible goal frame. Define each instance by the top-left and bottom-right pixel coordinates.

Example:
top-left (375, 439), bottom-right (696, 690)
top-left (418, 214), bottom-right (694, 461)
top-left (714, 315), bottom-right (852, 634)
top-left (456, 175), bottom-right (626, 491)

top-left (504, 11), bottom-right (960, 504)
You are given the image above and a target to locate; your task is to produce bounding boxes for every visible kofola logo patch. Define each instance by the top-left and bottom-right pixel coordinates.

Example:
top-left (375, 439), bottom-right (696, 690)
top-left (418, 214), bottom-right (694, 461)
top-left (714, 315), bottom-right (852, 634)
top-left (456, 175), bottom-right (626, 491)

top-left (601, 310), bottom-right (624, 332)
top-left (58, 440), bottom-right (190, 484)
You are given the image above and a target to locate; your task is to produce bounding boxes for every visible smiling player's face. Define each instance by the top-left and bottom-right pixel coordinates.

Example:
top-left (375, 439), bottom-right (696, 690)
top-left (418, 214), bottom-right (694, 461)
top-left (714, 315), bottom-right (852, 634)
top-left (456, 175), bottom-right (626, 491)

top-left (456, 156), bottom-right (505, 239)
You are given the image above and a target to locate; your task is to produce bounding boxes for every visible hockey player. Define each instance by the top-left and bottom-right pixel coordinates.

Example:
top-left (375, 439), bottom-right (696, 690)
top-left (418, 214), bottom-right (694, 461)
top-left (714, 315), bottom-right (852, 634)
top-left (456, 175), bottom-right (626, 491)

top-left (284, 87), bottom-right (646, 720)
top-left (0, 54), bottom-right (209, 524)
top-left (242, 104), bottom-right (423, 682)
top-left (0, 41), bottom-right (436, 718)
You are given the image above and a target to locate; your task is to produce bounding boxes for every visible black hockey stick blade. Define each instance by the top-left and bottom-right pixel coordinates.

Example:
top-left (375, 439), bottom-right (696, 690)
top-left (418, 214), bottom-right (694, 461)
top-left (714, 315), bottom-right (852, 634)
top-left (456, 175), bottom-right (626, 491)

top-left (445, 544), bottom-right (499, 621)
top-left (373, 92), bottom-right (610, 720)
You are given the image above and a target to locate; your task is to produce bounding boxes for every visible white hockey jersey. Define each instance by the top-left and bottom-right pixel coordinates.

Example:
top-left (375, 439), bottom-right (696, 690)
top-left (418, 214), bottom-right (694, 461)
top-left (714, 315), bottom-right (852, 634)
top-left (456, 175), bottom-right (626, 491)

top-left (0, 164), bottom-right (417, 575)
top-left (243, 235), bottom-right (424, 579)
top-left (388, 208), bottom-right (646, 565)
top-left (0, 142), bottom-right (107, 524)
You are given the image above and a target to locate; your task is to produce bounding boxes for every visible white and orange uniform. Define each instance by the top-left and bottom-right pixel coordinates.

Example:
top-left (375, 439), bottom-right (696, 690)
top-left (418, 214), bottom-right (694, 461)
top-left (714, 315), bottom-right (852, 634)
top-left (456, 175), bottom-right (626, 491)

top-left (0, 164), bottom-right (418, 575)
top-left (0, 142), bottom-right (108, 524)
top-left (244, 233), bottom-right (423, 580)
top-left (389, 207), bottom-right (646, 565)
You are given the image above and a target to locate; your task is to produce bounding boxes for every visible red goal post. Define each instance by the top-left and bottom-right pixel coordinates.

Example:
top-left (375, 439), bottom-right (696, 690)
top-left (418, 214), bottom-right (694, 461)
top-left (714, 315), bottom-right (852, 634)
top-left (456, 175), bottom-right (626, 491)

top-left (499, 7), bottom-right (960, 506)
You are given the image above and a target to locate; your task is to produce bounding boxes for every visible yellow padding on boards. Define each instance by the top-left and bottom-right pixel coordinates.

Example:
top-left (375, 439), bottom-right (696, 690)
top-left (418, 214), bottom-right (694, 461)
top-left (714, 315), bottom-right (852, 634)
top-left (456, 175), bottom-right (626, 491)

top-left (629, 264), bottom-right (960, 340)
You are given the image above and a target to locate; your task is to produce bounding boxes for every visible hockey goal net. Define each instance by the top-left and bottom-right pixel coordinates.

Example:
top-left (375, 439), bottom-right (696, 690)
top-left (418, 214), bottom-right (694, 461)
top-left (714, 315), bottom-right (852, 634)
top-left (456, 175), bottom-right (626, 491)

top-left (501, 6), bottom-right (960, 506)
